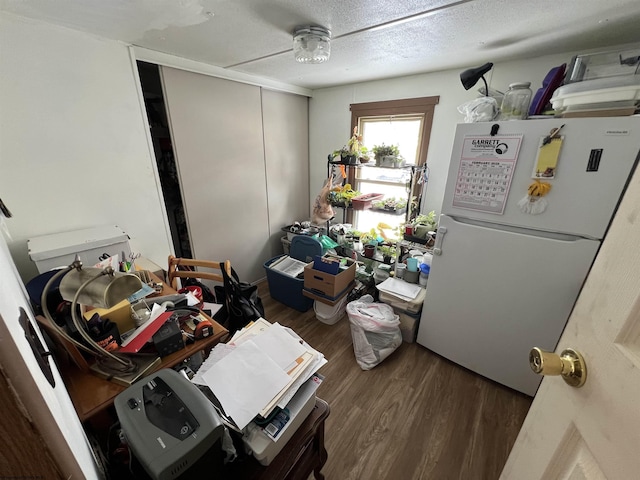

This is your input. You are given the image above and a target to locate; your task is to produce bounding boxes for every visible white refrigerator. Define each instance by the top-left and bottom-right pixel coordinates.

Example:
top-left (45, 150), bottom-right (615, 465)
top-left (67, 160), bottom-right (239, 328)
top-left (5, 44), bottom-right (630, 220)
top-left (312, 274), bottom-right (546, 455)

top-left (416, 116), bottom-right (640, 396)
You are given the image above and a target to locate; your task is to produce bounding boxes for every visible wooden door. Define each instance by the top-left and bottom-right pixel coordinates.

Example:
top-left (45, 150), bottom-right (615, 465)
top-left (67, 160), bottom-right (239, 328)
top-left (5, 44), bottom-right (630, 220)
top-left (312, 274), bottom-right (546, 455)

top-left (501, 160), bottom-right (640, 478)
top-left (0, 232), bottom-right (101, 478)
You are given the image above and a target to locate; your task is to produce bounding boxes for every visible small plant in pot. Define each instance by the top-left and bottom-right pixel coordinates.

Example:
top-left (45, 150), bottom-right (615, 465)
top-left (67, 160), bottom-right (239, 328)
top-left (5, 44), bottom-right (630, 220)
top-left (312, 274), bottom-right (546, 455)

top-left (331, 147), bottom-right (357, 165)
top-left (373, 196), bottom-right (407, 213)
top-left (378, 244), bottom-right (397, 264)
top-left (372, 144), bottom-right (400, 166)
top-left (327, 183), bottom-right (360, 207)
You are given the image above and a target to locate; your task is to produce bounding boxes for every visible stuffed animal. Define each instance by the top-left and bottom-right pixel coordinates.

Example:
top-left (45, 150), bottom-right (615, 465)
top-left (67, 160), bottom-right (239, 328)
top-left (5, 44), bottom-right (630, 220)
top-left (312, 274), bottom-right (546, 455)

top-left (312, 174), bottom-right (335, 225)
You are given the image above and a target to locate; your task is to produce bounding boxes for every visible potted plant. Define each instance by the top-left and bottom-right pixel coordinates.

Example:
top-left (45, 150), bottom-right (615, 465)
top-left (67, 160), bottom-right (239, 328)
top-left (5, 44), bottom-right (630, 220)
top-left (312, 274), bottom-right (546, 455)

top-left (372, 143), bottom-right (400, 167)
top-left (378, 244), bottom-right (397, 264)
top-left (328, 183), bottom-right (360, 207)
top-left (373, 196), bottom-right (407, 214)
top-left (330, 127), bottom-right (370, 165)
top-left (330, 147), bottom-right (357, 165)
top-left (392, 155), bottom-right (406, 168)
top-left (401, 210), bottom-right (438, 244)
top-left (414, 211), bottom-right (438, 231)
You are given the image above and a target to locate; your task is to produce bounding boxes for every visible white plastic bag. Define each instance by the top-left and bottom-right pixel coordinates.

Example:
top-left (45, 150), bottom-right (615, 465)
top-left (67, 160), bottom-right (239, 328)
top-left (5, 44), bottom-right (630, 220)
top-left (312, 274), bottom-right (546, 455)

top-left (346, 295), bottom-right (402, 370)
top-left (457, 96), bottom-right (500, 123)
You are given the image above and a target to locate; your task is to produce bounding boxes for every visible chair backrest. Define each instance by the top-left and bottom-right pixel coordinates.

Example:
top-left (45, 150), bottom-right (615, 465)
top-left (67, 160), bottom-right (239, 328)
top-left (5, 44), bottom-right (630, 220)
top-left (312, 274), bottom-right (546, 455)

top-left (167, 255), bottom-right (232, 291)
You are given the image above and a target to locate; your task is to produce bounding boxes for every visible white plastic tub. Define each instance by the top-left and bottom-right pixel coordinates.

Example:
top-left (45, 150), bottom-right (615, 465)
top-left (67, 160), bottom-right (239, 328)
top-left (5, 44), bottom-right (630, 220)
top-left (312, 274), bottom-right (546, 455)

top-left (551, 76), bottom-right (640, 111)
top-left (314, 294), bottom-right (348, 325)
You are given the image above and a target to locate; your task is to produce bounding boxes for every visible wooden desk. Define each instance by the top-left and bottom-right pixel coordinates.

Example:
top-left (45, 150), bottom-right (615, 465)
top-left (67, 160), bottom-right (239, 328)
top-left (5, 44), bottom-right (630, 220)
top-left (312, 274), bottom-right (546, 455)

top-left (225, 398), bottom-right (330, 480)
top-left (55, 322), bottom-right (226, 422)
top-left (36, 274), bottom-right (228, 422)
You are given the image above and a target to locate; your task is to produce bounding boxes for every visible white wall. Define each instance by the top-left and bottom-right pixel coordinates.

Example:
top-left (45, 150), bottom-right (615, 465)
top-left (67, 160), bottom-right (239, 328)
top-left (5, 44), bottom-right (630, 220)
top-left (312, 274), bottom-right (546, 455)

top-left (0, 13), bottom-right (172, 282)
top-left (309, 43), bottom-right (640, 218)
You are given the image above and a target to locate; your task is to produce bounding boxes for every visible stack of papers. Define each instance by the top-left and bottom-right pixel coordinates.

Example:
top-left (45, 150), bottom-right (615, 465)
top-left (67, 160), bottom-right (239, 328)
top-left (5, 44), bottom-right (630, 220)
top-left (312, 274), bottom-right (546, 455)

top-left (268, 255), bottom-right (307, 277)
top-left (376, 277), bottom-right (423, 301)
top-left (191, 318), bottom-right (326, 430)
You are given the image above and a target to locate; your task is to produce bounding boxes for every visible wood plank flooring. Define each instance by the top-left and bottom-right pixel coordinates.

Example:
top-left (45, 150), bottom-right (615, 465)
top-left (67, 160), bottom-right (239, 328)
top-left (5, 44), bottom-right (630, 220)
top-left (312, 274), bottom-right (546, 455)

top-left (257, 281), bottom-right (532, 480)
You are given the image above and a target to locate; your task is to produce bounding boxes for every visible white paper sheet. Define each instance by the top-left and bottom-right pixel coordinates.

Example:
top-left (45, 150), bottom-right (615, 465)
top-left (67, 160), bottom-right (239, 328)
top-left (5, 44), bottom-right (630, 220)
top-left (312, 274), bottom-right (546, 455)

top-left (201, 341), bottom-right (290, 430)
top-left (190, 343), bottom-right (236, 386)
top-left (202, 302), bottom-right (223, 317)
top-left (250, 323), bottom-right (308, 370)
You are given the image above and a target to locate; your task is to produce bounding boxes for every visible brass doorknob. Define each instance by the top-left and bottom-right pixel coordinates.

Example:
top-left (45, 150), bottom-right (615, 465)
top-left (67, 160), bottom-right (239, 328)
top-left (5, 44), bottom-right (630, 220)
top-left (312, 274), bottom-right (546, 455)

top-left (529, 347), bottom-right (587, 388)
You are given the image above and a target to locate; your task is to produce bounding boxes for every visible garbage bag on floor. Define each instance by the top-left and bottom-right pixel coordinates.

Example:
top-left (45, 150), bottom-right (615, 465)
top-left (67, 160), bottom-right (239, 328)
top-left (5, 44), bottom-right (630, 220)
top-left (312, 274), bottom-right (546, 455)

top-left (346, 294), bottom-right (402, 370)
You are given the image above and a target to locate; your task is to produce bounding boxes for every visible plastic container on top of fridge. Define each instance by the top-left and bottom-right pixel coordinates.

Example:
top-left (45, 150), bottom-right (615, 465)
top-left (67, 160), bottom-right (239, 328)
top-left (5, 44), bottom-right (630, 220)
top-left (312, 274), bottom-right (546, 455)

top-left (550, 74), bottom-right (640, 112)
top-left (566, 49), bottom-right (640, 83)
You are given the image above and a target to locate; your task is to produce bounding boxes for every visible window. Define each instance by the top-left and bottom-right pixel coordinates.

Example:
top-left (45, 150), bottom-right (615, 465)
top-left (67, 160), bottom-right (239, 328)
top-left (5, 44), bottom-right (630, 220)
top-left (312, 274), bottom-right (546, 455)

top-left (348, 97), bottom-right (439, 236)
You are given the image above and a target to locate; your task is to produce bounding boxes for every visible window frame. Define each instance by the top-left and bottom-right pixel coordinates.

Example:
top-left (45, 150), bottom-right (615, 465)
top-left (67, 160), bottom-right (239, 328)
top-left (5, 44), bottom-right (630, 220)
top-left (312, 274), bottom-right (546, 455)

top-left (347, 96), bottom-right (439, 224)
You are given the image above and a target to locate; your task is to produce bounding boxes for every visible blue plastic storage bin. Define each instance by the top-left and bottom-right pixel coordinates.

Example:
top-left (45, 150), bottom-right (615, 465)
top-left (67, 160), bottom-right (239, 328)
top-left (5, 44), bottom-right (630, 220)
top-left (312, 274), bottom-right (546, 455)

top-left (264, 255), bottom-right (313, 312)
top-left (263, 236), bottom-right (323, 312)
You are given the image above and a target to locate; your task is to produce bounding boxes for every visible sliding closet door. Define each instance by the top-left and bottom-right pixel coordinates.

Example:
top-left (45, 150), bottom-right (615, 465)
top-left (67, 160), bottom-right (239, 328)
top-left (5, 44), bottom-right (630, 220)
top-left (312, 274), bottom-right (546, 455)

top-left (161, 67), bottom-right (269, 282)
top-left (262, 90), bottom-right (310, 258)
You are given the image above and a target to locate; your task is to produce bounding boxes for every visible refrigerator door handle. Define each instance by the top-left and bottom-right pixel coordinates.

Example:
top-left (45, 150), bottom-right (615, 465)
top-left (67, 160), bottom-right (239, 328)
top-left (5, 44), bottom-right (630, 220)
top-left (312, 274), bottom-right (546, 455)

top-left (433, 227), bottom-right (447, 255)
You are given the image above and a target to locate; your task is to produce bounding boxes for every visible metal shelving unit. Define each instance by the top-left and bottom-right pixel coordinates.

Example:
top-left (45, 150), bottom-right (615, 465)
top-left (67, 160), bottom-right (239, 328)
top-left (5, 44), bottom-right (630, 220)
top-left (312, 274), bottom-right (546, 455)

top-left (326, 159), bottom-right (427, 226)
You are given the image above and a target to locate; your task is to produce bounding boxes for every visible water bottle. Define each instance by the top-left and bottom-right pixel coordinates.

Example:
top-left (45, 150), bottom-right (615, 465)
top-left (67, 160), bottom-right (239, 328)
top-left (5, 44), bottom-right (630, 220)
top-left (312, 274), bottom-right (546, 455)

top-left (419, 263), bottom-right (430, 287)
top-left (500, 82), bottom-right (532, 120)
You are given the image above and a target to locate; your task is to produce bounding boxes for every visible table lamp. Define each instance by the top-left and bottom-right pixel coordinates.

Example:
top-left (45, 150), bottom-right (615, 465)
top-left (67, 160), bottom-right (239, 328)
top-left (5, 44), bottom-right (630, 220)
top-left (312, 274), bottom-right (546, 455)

top-left (460, 62), bottom-right (494, 96)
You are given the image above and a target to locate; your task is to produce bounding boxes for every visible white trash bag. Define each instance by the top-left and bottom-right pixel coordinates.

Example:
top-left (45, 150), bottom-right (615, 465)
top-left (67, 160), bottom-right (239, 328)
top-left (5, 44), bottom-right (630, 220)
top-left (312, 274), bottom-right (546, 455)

top-left (346, 295), bottom-right (402, 370)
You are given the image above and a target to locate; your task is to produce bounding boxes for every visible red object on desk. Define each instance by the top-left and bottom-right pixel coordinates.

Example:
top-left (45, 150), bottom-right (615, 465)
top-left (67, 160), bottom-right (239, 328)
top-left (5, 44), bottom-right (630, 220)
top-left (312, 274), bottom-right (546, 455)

top-left (118, 311), bottom-right (173, 353)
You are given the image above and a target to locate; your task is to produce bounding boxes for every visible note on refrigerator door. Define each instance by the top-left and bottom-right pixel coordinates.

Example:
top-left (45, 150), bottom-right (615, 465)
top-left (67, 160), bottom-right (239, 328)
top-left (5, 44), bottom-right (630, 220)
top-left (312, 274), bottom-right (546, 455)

top-left (533, 136), bottom-right (564, 179)
top-left (452, 134), bottom-right (523, 215)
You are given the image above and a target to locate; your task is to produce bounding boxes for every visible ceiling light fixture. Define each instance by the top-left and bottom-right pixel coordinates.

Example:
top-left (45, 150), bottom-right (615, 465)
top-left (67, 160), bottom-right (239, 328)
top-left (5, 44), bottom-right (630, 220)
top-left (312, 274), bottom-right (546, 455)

top-left (293, 25), bottom-right (331, 64)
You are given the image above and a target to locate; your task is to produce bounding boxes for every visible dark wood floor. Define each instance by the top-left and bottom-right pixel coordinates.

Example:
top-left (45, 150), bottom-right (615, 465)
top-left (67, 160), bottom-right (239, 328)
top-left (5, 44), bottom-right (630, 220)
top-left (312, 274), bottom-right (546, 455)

top-left (256, 281), bottom-right (532, 480)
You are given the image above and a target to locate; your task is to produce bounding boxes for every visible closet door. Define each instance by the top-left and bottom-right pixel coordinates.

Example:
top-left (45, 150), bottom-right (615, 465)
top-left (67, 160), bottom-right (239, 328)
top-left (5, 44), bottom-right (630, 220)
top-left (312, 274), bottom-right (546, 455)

top-left (262, 90), bottom-right (310, 258)
top-left (161, 67), bottom-right (269, 282)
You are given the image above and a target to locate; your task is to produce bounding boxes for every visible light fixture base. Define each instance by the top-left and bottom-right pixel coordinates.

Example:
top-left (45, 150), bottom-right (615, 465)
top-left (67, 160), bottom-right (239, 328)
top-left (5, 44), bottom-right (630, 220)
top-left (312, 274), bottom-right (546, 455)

top-left (293, 25), bottom-right (331, 64)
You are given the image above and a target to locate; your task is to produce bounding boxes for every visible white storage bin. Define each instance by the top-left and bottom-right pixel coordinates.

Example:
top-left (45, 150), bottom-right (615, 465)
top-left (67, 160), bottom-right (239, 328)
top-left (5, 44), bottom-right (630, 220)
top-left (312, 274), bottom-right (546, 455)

top-left (28, 225), bottom-right (131, 273)
top-left (314, 294), bottom-right (348, 325)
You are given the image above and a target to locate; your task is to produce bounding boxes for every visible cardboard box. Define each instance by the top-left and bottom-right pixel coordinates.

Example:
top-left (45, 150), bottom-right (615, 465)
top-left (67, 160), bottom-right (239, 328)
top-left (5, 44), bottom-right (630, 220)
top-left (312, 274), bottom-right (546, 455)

top-left (396, 310), bottom-right (420, 343)
top-left (302, 283), bottom-right (354, 306)
top-left (303, 258), bottom-right (356, 299)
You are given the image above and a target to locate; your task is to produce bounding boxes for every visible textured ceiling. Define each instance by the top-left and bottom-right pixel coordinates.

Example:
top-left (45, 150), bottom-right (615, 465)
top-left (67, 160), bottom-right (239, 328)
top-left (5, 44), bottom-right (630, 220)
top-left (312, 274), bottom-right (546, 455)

top-left (2, 0), bottom-right (640, 89)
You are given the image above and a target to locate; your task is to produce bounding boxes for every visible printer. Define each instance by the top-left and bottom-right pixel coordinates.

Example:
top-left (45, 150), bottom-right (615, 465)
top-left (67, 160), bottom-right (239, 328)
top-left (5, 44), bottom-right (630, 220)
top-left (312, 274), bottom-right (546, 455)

top-left (114, 369), bottom-right (224, 480)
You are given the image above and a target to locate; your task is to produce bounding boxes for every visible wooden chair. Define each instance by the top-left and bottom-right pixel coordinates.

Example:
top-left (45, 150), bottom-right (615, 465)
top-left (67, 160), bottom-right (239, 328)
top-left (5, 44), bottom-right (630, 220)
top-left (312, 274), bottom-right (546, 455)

top-left (167, 255), bottom-right (232, 291)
